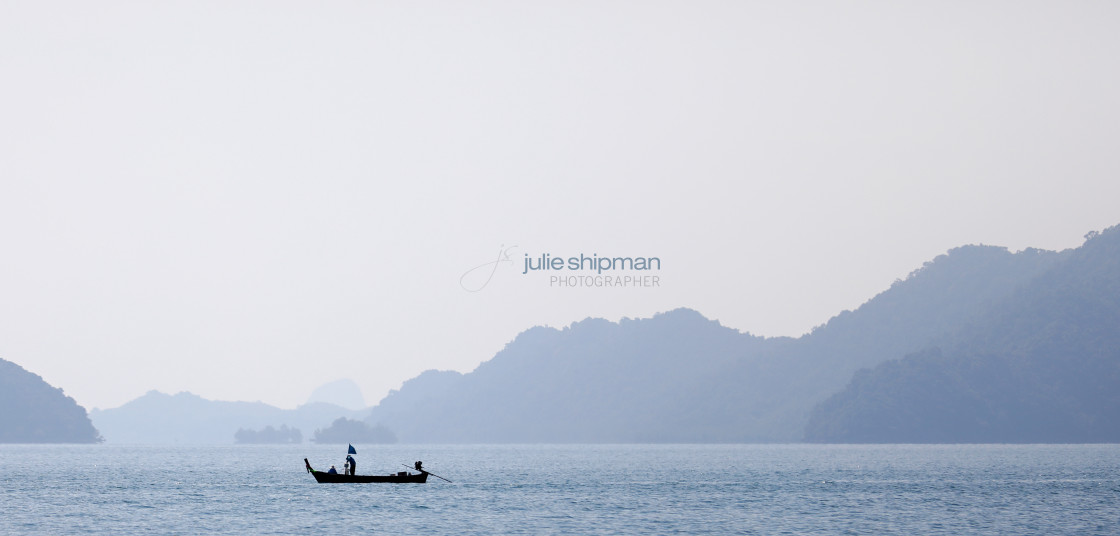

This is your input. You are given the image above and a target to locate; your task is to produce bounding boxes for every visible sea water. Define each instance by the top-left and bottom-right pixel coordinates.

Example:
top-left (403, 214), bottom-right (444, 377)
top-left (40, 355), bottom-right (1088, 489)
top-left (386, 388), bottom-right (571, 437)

top-left (1, 444), bottom-right (1118, 535)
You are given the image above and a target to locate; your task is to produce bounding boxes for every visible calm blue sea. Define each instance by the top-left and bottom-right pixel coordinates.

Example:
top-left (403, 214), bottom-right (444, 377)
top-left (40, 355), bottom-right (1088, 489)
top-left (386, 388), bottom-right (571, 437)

top-left (1, 444), bottom-right (1118, 534)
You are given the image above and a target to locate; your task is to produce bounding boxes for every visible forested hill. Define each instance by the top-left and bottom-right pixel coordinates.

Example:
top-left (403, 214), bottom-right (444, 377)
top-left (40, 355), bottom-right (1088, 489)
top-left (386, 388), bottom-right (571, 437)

top-left (366, 234), bottom-right (1079, 442)
top-left (804, 224), bottom-right (1120, 442)
top-left (0, 358), bottom-right (102, 443)
top-left (368, 310), bottom-right (766, 442)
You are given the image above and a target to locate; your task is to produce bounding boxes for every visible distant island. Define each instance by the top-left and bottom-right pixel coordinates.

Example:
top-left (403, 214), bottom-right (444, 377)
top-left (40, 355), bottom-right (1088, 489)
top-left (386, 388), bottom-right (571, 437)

top-left (235, 425), bottom-right (302, 444)
top-left (311, 417), bottom-right (397, 444)
top-left (0, 358), bottom-right (102, 443)
top-left (90, 390), bottom-right (375, 444)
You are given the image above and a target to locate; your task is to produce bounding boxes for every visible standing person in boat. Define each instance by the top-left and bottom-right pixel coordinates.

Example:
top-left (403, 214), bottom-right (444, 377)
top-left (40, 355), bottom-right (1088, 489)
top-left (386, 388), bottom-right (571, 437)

top-left (345, 444), bottom-right (358, 476)
top-left (345, 454), bottom-right (357, 476)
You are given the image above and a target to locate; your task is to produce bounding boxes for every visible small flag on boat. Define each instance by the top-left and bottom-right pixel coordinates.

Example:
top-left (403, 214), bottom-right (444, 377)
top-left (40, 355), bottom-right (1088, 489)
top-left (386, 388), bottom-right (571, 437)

top-left (348, 444), bottom-right (357, 455)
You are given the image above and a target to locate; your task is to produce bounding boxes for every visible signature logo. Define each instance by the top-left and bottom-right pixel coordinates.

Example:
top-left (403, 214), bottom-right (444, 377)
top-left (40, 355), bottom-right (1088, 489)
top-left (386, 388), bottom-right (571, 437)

top-left (460, 244), bottom-right (518, 292)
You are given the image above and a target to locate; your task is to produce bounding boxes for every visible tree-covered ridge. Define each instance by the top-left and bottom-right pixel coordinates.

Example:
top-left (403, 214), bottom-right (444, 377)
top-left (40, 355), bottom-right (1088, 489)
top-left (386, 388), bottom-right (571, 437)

top-left (312, 418), bottom-right (396, 444)
top-left (805, 225), bottom-right (1120, 443)
top-left (0, 358), bottom-right (102, 443)
top-left (235, 425), bottom-right (302, 444)
top-left (363, 229), bottom-right (1095, 443)
top-left (372, 246), bottom-right (1068, 441)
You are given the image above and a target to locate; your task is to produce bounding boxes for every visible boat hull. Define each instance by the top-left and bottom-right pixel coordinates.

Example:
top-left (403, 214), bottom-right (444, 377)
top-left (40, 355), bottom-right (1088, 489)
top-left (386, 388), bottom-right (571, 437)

top-left (310, 471), bottom-right (428, 483)
top-left (304, 458), bottom-right (428, 483)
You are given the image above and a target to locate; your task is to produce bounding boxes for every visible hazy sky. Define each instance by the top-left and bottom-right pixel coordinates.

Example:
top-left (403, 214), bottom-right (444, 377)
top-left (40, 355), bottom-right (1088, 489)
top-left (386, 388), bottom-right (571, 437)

top-left (2, 1), bottom-right (1118, 411)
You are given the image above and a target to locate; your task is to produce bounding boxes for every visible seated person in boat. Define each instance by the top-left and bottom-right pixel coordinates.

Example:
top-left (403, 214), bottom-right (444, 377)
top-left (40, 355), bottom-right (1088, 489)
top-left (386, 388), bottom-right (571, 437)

top-left (327, 465), bottom-right (338, 474)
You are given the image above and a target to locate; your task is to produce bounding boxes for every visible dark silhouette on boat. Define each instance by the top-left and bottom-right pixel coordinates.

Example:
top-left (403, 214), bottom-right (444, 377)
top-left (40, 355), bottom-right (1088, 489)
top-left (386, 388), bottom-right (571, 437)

top-left (304, 458), bottom-right (428, 483)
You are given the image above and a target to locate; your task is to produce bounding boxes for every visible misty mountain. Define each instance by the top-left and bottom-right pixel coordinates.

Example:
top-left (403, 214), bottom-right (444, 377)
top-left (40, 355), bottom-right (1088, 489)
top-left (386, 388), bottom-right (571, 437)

top-left (365, 235), bottom-right (1074, 442)
top-left (804, 225), bottom-right (1120, 443)
top-left (306, 379), bottom-right (366, 410)
top-left (0, 358), bottom-right (102, 443)
top-left (369, 311), bottom-right (763, 442)
top-left (90, 391), bottom-right (370, 444)
top-left (713, 242), bottom-right (1068, 440)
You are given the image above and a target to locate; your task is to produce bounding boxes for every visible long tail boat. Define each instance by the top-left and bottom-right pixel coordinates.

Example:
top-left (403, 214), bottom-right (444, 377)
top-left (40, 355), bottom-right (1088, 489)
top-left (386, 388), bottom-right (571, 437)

top-left (304, 458), bottom-right (428, 483)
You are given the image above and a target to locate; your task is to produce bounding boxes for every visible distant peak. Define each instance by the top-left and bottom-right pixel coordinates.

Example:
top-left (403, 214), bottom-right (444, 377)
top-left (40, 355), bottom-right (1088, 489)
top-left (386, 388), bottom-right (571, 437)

top-left (566, 308), bottom-right (712, 329)
top-left (652, 307), bottom-right (710, 321)
top-left (306, 378), bottom-right (366, 411)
